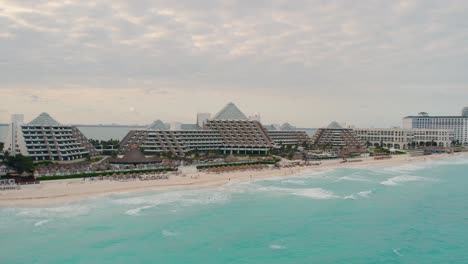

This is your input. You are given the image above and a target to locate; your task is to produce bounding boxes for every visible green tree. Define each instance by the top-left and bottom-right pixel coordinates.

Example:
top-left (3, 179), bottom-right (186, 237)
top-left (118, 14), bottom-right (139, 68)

top-left (3, 153), bottom-right (35, 173)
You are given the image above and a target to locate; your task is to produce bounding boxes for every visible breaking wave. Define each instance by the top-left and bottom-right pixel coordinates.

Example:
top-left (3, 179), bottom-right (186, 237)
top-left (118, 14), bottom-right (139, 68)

top-left (34, 219), bottom-right (50, 227)
top-left (270, 244), bottom-right (286, 250)
top-left (344, 190), bottom-right (373, 200)
top-left (281, 179), bottom-right (306, 185)
top-left (337, 176), bottom-right (371, 182)
top-left (380, 176), bottom-right (428, 186)
top-left (258, 186), bottom-right (339, 200)
top-left (125, 205), bottom-right (157, 216)
top-left (162, 230), bottom-right (177, 237)
top-left (14, 205), bottom-right (90, 219)
top-left (116, 189), bottom-right (231, 215)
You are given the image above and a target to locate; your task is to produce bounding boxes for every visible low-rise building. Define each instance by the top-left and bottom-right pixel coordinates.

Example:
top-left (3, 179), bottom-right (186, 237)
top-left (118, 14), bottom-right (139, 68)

top-left (354, 127), bottom-right (454, 149)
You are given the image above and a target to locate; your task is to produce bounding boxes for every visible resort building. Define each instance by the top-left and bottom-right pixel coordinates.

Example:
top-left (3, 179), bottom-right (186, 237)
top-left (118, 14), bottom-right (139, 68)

top-left (354, 128), bottom-right (454, 149)
top-left (311, 122), bottom-right (363, 150)
top-left (3, 113), bottom-right (97, 161)
top-left (403, 108), bottom-right (468, 146)
top-left (120, 103), bottom-right (311, 156)
top-left (267, 130), bottom-right (312, 146)
top-left (196, 113), bottom-right (211, 128)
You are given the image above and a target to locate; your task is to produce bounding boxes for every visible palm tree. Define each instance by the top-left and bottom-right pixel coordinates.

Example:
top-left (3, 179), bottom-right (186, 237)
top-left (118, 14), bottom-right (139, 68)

top-left (365, 141), bottom-right (371, 148)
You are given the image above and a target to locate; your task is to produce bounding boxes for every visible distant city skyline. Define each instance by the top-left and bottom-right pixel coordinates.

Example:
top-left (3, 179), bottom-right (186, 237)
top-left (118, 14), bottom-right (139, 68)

top-left (1, 1), bottom-right (468, 127)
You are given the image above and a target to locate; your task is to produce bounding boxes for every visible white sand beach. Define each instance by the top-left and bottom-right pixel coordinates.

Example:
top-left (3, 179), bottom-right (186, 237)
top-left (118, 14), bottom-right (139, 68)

top-left (1, 152), bottom-right (467, 207)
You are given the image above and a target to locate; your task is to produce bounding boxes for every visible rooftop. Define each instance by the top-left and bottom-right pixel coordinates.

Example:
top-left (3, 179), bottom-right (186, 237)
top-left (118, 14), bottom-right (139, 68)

top-left (326, 121), bottom-right (343, 129)
top-left (212, 103), bottom-right (248, 121)
top-left (28, 113), bottom-right (61, 126)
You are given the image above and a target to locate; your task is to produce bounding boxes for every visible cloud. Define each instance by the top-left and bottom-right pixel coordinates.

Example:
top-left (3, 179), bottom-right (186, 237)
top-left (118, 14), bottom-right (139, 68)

top-left (1, 0), bottom-right (467, 126)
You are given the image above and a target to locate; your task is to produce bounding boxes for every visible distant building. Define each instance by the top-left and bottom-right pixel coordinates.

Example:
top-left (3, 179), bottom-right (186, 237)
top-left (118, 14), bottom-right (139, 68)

top-left (4, 114), bottom-right (25, 155)
top-left (248, 114), bottom-right (261, 122)
top-left (211, 102), bottom-right (248, 121)
top-left (462, 107), bottom-right (468, 117)
top-left (403, 107), bottom-right (468, 145)
top-left (3, 113), bottom-right (97, 161)
top-left (170, 122), bottom-right (182, 131)
top-left (311, 121), bottom-right (363, 150)
top-left (354, 127), bottom-right (454, 149)
top-left (196, 113), bottom-right (211, 128)
top-left (280, 123), bottom-right (296, 131)
top-left (147, 120), bottom-right (169, 130)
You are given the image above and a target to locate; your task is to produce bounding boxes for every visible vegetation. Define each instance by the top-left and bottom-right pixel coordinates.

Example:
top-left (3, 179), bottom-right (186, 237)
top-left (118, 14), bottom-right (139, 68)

top-left (89, 139), bottom-right (120, 155)
top-left (2, 153), bottom-right (35, 173)
top-left (0, 142), bottom-right (4, 152)
top-left (89, 139), bottom-right (120, 148)
top-left (38, 167), bottom-right (175, 181)
top-left (270, 145), bottom-right (297, 160)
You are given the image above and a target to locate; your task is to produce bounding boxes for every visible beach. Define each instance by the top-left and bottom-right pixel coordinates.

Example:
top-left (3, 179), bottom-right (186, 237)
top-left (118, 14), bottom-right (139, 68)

top-left (2, 151), bottom-right (468, 263)
top-left (1, 152), bottom-right (466, 207)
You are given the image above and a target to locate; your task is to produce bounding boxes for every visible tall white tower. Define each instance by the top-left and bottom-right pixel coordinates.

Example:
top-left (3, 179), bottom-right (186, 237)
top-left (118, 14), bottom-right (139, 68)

top-left (4, 114), bottom-right (25, 155)
top-left (197, 113), bottom-right (211, 128)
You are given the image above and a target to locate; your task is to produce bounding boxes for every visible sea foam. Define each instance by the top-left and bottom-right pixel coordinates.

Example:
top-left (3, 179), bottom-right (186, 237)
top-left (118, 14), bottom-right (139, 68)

top-left (116, 189), bottom-right (231, 215)
top-left (15, 205), bottom-right (90, 219)
top-left (34, 219), bottom-right (50, 227)
top-left (162, 230), bottom-right (177, 237)
top-left (258, 186), bottom-right (339, 200)
top-left (380, 175), bottom-right (427, 186)
top-left (344, 190), bottom-right (373, 200)
top-left (336, 176), bottom-right (371, 182)
top-left (270, 244), bottom-right (286, 250)
top-left (281, 179), bottom-right (306, 185)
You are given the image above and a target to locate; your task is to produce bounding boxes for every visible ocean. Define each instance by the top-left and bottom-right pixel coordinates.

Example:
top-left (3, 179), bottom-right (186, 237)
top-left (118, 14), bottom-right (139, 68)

top-left (1, 156), bottom-right (468, 263)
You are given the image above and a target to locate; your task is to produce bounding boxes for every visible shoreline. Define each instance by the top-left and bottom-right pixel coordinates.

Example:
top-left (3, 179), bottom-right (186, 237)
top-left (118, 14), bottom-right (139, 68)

top-left (1, 152), bottom-right (467, 208)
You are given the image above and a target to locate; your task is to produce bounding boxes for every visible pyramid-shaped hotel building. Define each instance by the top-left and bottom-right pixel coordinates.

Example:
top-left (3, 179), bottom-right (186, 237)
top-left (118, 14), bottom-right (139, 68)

top-left (3, 113), bottom-right (97, 161)
top-left (120, 103), bottom-right (310, 156)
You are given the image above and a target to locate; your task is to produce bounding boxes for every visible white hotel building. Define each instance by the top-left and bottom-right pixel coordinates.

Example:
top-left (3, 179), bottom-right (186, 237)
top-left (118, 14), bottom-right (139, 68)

top-left (354, 128), bottom-right (454, 149)
top-left (403, 107), bottom-right (468, 146)
top-left (4, 113), bottom-right (97, 161)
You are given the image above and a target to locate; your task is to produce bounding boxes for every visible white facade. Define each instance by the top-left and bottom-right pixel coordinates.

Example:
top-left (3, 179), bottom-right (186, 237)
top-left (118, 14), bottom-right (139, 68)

top-left (196, 113), bottom-right (211, 128)
top-left (170, 122), bottom-right (182, 131)
top-left (248, 114), bottom-right (261, 122)
top-left (3, 113), bottom-right (97, 161)
top-left (4, 114), bottom-right (28, 156)
top-left (355, 127), bottom-right (454, 149)
top-left (403, 110), bottom-right (468, 146)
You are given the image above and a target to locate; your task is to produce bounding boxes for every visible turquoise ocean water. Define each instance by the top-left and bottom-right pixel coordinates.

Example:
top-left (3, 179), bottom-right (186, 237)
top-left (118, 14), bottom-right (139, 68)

top-left (1, 156), bottom-right (468, 263)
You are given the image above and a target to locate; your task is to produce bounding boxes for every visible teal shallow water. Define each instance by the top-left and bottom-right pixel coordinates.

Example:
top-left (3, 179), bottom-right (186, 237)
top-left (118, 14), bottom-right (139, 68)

top-left (1, 156), bottom-right (468, 263)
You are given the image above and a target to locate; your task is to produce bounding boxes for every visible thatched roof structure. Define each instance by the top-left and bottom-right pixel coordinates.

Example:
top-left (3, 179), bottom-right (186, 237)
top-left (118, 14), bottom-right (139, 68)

top-left (110, 145), bottom-right (161, 164)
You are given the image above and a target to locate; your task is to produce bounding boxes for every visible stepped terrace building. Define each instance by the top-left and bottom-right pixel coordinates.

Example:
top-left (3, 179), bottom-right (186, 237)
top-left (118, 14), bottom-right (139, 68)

top-left (311, 122), bottom-right (363, 150)
top-left (3, 113), bottom-right (97, 161)
top-left (354, 128), bottom-right (454, 149)
top-left (403, 108), bottom-right (468, 146)
top-left (120, 103), bottom-right (311, 156)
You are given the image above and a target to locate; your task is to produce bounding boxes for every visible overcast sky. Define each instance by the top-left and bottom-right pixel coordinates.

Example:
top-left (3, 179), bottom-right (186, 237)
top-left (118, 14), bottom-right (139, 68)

top-left (1, 0), bottom-right (467, 127)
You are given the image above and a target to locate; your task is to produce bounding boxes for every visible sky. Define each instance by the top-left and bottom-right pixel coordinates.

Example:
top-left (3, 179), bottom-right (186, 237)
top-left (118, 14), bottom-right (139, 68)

top-left (1, 0), bottom-right (468, 128)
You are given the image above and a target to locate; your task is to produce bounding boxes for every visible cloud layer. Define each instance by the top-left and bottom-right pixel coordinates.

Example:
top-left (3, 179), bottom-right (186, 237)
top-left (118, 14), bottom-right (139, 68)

top-left (1, 0), bottom-right (467, 126)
